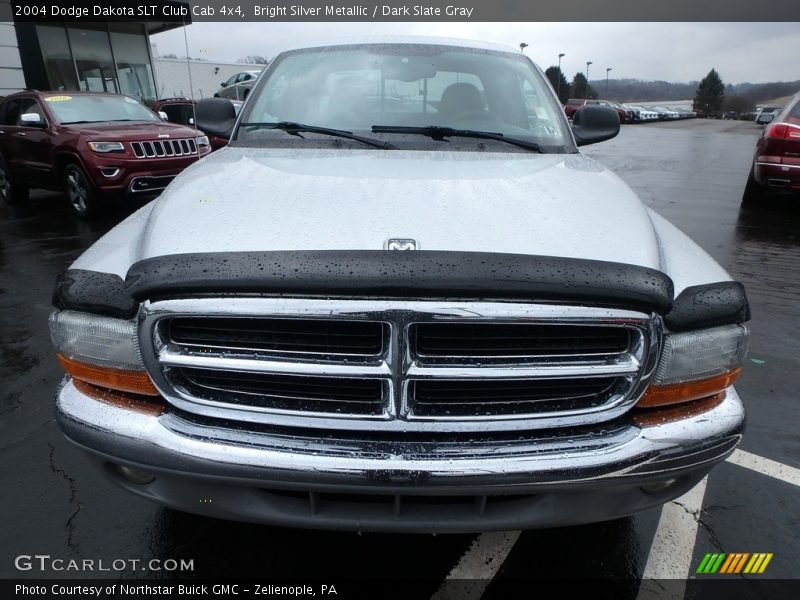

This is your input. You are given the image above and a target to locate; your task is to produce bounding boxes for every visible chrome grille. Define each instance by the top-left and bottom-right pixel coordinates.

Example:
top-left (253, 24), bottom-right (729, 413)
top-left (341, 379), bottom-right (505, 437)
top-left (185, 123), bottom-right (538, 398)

top-left (168, 317), bottom-right (386, 358)
top-left (140, 298), bottom-right (660, 432)
top-left (130, 138), bottom-right (197, 158)
top-left (411, 322), bottom-right (631, 359)
top-left (174, 368), bottom-right (387, 416)
top-left (409, 377), bottom-right (622, 417)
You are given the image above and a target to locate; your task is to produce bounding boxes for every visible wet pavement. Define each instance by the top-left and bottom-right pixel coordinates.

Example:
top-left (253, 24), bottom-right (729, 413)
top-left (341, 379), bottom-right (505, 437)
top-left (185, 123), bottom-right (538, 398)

top-left (1, 118), bottom-right (798, 589)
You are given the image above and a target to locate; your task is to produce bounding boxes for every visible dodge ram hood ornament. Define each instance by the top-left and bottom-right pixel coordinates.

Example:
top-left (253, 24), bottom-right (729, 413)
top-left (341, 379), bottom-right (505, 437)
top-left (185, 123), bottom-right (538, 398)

top-left (385, 238), bottom-right (418, 251)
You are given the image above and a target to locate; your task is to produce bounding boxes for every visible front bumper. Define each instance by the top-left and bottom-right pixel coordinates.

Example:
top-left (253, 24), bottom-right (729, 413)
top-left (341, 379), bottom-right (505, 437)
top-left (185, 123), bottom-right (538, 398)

top-left (87, 151), bottom-right (210, 196)
top-left (56, 379), bottom-right (745, 532)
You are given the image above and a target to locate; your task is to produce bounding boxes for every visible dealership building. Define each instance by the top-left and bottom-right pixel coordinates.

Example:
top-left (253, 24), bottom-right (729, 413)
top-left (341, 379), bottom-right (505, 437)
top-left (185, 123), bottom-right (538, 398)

top-left (0, 0), bottom-right (186, 99)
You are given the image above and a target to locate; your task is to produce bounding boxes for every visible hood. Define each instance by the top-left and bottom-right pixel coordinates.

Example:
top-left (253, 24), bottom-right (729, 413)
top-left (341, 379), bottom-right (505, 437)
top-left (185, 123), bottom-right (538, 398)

top-left (139, 147), bottom-right (661, 269)
top-left (67, 121), bottom-right (199, 140)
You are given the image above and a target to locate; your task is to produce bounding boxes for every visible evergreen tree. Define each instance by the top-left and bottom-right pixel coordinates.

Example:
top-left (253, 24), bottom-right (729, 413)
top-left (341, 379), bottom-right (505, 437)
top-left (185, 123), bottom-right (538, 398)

top-left (694, 69), bottom-right (726, 112)
top-left (571, 73), bottom-right (597, 100)
top-left (544, 66), bottom-right (570, 103)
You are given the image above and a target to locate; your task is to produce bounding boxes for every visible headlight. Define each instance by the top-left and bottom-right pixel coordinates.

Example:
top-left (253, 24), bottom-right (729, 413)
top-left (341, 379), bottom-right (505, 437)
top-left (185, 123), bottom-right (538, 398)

top-left (196, 135), bottom-right (210, 148)
top-left (637, 324), bottom-right (748, 408)
top-left (49, 310), bottom-right (158, 395)
top-left (87, 141), bottom-right (125, 153)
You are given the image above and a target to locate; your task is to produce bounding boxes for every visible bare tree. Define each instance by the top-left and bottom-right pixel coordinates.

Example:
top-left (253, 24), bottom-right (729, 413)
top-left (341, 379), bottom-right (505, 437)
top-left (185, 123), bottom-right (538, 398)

top-left (238, 55), bottom-right (270, 65)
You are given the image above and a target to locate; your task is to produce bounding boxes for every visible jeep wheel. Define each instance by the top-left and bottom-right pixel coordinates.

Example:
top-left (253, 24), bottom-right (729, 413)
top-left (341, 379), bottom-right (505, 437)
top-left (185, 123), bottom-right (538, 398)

top-left (63, 163), bottom-right (96, 218)
top-left (0, 159), bottom-right (29, 205)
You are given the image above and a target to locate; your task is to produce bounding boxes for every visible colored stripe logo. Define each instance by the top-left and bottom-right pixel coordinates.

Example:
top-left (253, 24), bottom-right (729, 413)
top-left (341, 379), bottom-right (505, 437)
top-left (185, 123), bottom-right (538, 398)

top-left (696, 552), bottom-right (773, 574)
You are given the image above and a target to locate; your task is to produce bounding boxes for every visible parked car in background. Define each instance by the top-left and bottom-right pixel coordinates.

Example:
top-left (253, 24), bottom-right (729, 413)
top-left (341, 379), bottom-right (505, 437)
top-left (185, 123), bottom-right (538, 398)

top-left (0, 91), bottom-right (211, 217)
top-left (215, 70), bottom-right (261, 100)
top-left (149, 97), bottom-right (195, 126)
top-left (627, 106), bottom-right (658, 122)
top-left (563, 98), bottom-right (588, 118)
top-left (609, 101), bottom-right (634, 123)
top-left (52, 38), bottom-right (749, 533)
top-left (755, 106), bottom-right (782, 125)
top-left (622, 104), bottom-right (641, 122)
top-left (652, 106), bottom-right (680, 120)
top-left (744, 92), bottom-right (800, 202)
top-left (585, 100), bottom-right (626, 123)
top-left (673, 108), bottom-right (697, 119)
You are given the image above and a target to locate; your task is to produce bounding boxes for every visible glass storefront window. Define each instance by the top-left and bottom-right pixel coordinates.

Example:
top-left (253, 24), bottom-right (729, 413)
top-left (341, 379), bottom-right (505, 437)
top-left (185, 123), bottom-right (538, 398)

top-left (109, 23), bottom-right (156, 102)
top-left (67, 23), bottom-right (119, 93)
top-left (36, 24), bottom-right (79, 91)
top-left (33, 22), bottom-right (158, 102)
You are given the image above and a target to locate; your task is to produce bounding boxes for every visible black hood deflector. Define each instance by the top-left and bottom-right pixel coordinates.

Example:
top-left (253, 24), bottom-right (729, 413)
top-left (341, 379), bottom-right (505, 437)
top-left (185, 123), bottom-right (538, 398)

top-left (52, 250), bottom-right (749, 329)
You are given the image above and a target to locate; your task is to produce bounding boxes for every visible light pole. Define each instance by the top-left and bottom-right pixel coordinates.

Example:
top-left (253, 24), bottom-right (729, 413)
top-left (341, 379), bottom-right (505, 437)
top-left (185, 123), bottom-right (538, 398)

top-left (557, 53), bottom-right (565, 102)
top-left (585, 61), bottom-right (593, 99)
top-left (605, 67), bottom-right (612, 98)
top-left (519, 42), bottom-right (528, 53)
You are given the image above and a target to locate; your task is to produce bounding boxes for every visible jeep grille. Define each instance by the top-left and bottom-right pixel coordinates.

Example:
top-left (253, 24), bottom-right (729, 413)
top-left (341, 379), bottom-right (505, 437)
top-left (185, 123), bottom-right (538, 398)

top-left (131, 138), bottom-right (197, 158)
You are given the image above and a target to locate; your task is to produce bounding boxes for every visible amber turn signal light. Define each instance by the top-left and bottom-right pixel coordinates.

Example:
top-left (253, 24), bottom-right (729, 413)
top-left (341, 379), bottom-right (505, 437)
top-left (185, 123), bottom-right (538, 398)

top-left (72, 379), bottom-right (165, 416)
top-left (57, 353), bottom-right (160, 396)
top-left (637, 368), bottom-right (741, 409)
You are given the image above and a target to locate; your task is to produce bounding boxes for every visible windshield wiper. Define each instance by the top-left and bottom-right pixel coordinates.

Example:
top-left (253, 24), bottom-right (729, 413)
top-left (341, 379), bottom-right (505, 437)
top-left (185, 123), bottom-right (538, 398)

top-left (239, 122), bottom-right (397, 150)
top-left (371, 125), bottom-right (543, 153)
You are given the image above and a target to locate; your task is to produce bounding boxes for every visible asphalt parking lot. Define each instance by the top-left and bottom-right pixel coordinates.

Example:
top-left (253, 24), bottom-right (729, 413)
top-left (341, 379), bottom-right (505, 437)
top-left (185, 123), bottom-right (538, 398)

top-left (1, 118), bottom-right (798, 595)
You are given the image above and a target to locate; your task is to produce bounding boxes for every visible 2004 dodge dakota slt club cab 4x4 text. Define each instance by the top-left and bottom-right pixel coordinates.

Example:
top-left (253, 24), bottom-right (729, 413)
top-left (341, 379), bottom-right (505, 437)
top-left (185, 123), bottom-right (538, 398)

top-left (50, 38), bottom-right (750, 532)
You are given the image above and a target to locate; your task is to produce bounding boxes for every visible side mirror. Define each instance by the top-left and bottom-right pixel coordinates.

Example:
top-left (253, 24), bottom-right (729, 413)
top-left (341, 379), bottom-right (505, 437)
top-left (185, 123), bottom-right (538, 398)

top-left (194, 97), bottom-right (237, 140)
top-left (571, 106), bottom-right (620, 146)
top-left (19, 113), bottom-right (45, 128)
top-left (188, 117), bottom-right (195, 125)
top-left (158, 111), bottom-right (169, 121)
top-left (220, 81), bottom-right (227, 87)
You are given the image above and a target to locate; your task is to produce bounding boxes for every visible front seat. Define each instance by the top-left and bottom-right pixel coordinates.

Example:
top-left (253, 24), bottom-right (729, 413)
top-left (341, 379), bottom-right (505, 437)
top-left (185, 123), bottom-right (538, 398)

top-left (437, 82), bottom-right (484, 120)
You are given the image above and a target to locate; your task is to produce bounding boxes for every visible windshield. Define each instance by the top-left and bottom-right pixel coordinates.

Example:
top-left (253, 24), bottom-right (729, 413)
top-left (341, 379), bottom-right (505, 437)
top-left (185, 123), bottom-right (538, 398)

top-left (44, 94), bottom-right (160, 124)
top-left (239, 44), bottom-right (573, 151)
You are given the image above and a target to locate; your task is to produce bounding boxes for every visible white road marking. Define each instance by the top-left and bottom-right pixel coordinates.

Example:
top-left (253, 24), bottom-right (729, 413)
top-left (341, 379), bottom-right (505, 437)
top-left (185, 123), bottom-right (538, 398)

top-left (431, 450), bottom-right (799, 599)
top-left (637, 476), bottom-right (709, 599)
top-left (727, 449), bottom-right (800, 487)
top-left (431, 531), bottom-right (521, 600)
top-left (637, 449), bottom-right (800, 598)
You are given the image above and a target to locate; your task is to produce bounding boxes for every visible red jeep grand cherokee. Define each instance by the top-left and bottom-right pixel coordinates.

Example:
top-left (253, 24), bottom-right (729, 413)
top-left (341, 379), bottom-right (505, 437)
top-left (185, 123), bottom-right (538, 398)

top-left (0, 91), bottom-right (211, 217)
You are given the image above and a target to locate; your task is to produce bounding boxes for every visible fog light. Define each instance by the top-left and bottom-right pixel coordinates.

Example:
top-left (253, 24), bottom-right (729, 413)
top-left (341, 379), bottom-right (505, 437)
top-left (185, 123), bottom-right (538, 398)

top-left (641, 478), bottom-right (678, 495)
top-left (116, 465), bottom-right (155, 485)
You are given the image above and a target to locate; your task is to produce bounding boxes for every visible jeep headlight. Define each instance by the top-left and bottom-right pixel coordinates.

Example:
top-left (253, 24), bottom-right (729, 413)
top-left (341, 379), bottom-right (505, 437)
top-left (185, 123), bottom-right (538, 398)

top-left (49, 310), bottom-right (158, 395)
top-left (637, 324), bottom-right (748, 408)
top-left (196, 135), bottom-right (210, 149)
top-left (87, 141), bottom-right (125, 153)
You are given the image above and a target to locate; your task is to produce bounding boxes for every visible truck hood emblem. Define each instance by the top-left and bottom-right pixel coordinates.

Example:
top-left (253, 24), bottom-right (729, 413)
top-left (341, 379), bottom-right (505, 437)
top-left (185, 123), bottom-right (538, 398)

top-left (385, 238), bottom-right (418, 251)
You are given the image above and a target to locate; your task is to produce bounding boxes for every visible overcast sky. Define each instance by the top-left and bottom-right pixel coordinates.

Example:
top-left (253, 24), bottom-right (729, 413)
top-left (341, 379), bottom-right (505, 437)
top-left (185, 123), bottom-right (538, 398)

top-left (152, 22), bottom-right (800, 85)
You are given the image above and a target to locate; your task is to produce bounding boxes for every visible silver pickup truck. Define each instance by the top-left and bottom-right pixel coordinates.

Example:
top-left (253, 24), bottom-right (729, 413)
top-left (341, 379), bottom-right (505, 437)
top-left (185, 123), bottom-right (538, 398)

top-left (50, 38), bottom-right (749, 533)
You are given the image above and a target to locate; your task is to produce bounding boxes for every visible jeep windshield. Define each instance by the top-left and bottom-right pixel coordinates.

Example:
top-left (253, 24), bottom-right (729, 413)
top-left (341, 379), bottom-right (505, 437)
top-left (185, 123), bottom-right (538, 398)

top-left (45, 94), bottom-right (160, 124)
top-left (237, 43), bottom-right (574, 152)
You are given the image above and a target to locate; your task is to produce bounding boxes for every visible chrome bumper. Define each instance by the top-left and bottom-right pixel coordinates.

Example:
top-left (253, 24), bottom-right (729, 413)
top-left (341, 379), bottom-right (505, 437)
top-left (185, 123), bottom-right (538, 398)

top-left (56, 379), bottom-right (745, 532)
